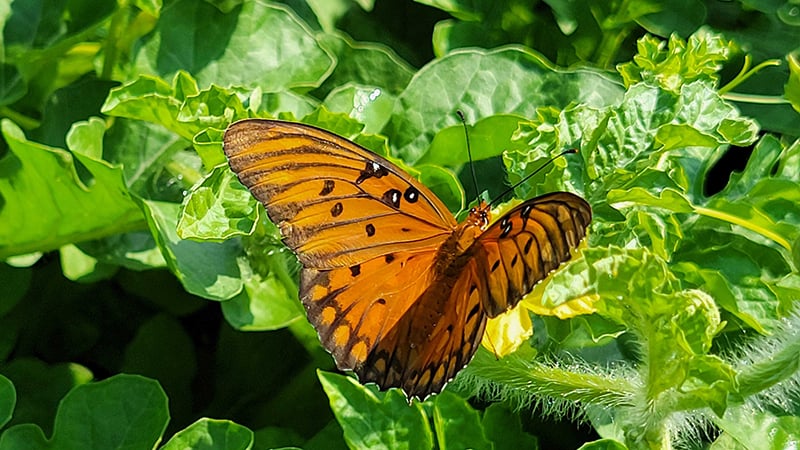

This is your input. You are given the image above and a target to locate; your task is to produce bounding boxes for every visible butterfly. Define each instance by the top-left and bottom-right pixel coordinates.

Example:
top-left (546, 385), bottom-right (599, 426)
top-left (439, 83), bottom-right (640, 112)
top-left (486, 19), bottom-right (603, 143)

top-left (223, 119), bottom-right (591, 399)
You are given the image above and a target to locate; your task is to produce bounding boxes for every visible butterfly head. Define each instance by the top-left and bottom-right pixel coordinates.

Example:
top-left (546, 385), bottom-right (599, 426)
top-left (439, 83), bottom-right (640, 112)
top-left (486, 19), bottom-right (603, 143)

top-left (467, 201), bottom-right (491, 230)
top-left (455, 201), bottom-right (492, 253)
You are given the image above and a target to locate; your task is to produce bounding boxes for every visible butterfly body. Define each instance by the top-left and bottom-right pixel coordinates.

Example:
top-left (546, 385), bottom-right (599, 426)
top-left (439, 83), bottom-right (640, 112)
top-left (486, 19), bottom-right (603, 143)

top-left (224, 119), bottom-right (591, 399)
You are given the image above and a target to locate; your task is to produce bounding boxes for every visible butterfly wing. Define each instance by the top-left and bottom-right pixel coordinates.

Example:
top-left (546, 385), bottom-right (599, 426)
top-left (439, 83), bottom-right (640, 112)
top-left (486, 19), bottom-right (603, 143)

top-left (223, 119), bottom-right (457, 269)
top-left (472, 192), bottom-right (592, 317)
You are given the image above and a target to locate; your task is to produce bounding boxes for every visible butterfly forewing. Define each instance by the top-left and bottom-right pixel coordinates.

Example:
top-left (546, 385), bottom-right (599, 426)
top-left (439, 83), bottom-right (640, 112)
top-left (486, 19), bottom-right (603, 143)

top-left (223, 119), bottom-right (456, 269)
top-left (473, 192), bottom-right (592, 317)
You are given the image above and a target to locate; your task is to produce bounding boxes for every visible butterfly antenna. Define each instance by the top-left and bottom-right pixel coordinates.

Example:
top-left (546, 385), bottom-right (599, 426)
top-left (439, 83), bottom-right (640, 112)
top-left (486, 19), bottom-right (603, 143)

top-left (487, 148), bottom-right (578, 207)
top-left (457, 110), bottom-right (480, 200)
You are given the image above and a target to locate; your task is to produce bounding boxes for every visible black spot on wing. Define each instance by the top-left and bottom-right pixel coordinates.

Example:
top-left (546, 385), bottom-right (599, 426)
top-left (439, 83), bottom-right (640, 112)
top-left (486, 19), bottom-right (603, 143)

top-left (319, 180), bottom-right (335, 196)
top-left (404, 187), bottom-right (419, 203)
top-left (382, 189), bottom-right (402, 208)
top-left (331, 202), bottom-right (343, 217)
top-left (356, 160), bottom-right (390, 184)
top-left (366, 223), bottom-right (376, 236)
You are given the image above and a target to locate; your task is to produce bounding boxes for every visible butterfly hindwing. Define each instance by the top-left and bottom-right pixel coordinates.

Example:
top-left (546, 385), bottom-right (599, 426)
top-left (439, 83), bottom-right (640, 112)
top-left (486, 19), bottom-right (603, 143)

top-left (473, 192), bottom-right (592, 317)
top-left (223, 119), bottom-right (456, 269)
top-left (299, 250), bottom-right (439, 372)
top-left (359, 256), bottom-right (488, 398)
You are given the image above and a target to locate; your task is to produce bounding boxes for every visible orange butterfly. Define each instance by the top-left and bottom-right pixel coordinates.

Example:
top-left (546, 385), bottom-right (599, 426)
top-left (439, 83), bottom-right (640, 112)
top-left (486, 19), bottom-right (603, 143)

top-left (223, 119), bottom-right (591, 399)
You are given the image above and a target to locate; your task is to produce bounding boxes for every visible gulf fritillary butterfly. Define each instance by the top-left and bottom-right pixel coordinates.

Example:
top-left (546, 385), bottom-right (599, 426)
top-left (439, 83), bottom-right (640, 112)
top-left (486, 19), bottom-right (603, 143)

top-left (223, 119), bottom-right (591, 399)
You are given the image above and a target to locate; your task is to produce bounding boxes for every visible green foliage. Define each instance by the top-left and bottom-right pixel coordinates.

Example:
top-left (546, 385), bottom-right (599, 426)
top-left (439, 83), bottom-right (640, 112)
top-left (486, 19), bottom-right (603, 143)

top-left (2, 0), bottom-right (800, 449)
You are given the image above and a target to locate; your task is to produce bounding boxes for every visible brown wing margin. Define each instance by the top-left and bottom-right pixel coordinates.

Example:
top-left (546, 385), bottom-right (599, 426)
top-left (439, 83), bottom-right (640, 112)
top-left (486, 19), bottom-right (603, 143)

top-left (473, 192), bottom-right (591, 317)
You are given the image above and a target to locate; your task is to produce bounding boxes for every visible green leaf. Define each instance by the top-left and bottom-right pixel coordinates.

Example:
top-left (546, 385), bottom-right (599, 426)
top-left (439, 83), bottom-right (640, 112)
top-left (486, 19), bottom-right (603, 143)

top-left (0, 424), bottom-right (49, 450)
top-left (416, 164), bottom-right (464, 213)
top-left (315, 32), bottom-right (414, 98)
top-left (49, 375), bottom-right (168, 450)
top-left (432, 392), bottom-right (491, 450)
top-left (419, 114), bottom-right (525, 167)
top-left (139, 199), bottom-right (242, 300)
top-left (317, 371), bottom-right (433, 450)
top-left (133, 0), bottom-right (334, 91)
top-left (101, 73), bottom-right (198, 140)
top-left (0, 376), bottom-right (15, 429)
top-left (617, 31), bottom-right (734, 91)
top-left (177, 166), bottom-right (258, 242)
top-left (161, 418), bottom-right (253, 450)
top-left (323, 84), bottom-right (396, 134)
top-left (101, 117), bottom-right (193, 200)
top-left (384, 47), bottom-right (623, 163)
top-left (221, 252), bottom-right (304, 331)
top-left (0, 120), bottom-right (145, 259)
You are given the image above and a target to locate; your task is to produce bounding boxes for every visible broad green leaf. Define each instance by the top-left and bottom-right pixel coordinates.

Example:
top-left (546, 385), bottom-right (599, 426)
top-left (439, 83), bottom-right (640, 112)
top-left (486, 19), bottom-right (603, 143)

top-left (133, 0), bottom-right (334, 91)
top-left (161, 418), bottom-right (253, 450)
top-left (385, 46), bottom-right (623, 163)
top-left (317, 371), bottom-right (433, 450)
top-left (139, 200), bottom-right (242, 300)
top-left (609, 185), bottom-right (794, 252)
top-left (635, 0), bottom-right (705, 37)
top-left (0, 120), bottom-right (145, 259)
top-left (0, 376), bottom-right (15, 429)
top-left (432, 392), bottom-right (491, 450)
top-left (416, 164), bottom-right (464, 213)
top-left (65, 117), bottom-right (105, 159)
top-left (419, 114), bottom-right (525, 167)
top-left (315, 32), bottom-right (414, 98)
top-left (49, 375), bottom-right (168, 450)
top-left (101, 117), bottom-right (193, 200)
top-left (323, 84), bottom-right (396, 134)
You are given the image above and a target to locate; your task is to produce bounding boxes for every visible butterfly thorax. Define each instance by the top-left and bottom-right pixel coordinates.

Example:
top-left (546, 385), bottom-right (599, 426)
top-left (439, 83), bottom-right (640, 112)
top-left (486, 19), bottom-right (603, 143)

top-left (429, 202), bottom-right (491, 278)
